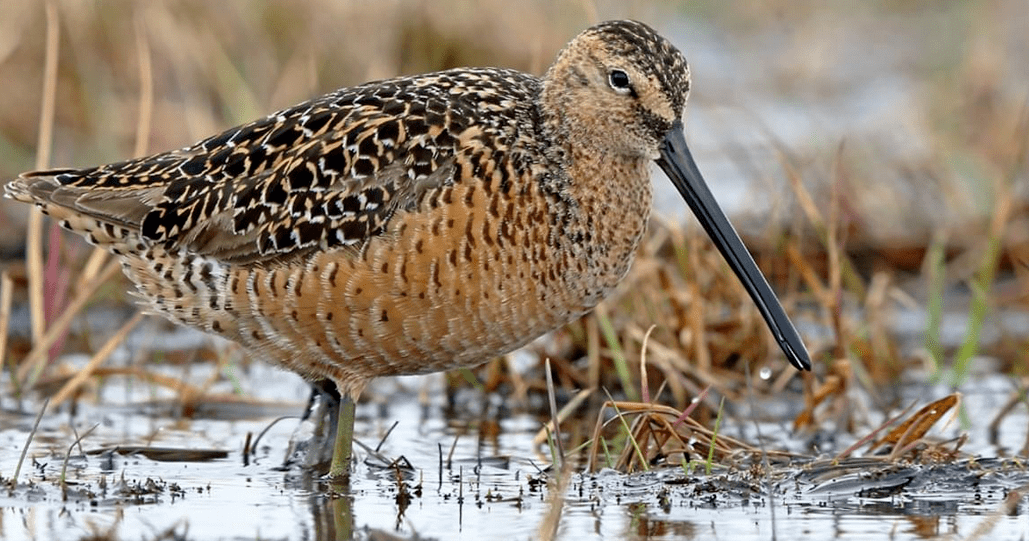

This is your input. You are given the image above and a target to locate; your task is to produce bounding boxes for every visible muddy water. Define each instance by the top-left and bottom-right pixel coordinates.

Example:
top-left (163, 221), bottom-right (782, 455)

top-left (3, 349), bottom-right (1029, 540)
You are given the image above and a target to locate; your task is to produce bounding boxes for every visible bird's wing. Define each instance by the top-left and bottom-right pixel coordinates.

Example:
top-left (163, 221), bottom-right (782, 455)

top-left (6, 68), bottom-right (534, 264)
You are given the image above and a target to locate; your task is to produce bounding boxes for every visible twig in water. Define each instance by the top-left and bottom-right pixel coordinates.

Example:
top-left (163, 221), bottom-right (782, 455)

top-left (61, 423), bottom-right (99, 500)
top-left (544, 358), bottom-right (565, 469)
top-left (10, 398), bottom-right (49, 493)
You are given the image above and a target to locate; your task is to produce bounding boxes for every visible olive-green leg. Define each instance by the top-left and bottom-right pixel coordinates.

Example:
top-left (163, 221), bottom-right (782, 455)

top-left (329, 394), bottom-right (355, 478)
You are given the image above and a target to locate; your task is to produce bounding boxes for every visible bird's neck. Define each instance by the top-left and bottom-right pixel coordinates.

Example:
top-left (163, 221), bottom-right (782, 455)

top-left (534, 85), bottom-right (653, 308)
top-left (561, 145), bottom-right (653, 310)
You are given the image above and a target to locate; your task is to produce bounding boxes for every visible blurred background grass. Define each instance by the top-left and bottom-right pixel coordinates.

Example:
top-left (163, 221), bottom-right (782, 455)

top-left (1, 0), bottom-right (1025, 248)
top-left (0, 0), bottom-right (1026, 414)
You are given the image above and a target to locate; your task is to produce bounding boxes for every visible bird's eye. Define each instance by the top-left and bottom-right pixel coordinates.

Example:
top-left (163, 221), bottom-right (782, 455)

top-left (608, 69), bottom-right (632, 93)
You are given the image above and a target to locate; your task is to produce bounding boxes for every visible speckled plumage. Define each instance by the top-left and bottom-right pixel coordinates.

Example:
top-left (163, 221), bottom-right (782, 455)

top-left (6, 20), bottom-right (809, 472)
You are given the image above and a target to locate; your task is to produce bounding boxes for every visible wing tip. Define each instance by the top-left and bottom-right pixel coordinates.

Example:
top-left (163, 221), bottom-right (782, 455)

top-left (4, 172), bottom-right (64, 204)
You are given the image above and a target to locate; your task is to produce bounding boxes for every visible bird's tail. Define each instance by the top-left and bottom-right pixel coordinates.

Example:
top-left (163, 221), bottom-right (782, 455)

top-left (5, 170), bottom-right (154, 254)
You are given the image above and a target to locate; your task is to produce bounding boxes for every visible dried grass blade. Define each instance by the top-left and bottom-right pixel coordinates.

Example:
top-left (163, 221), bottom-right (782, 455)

top-left (16, 258), bottom-right (121, 386)
top-left (872, 394), bottom-right (960, 453)
top-left (0, 272), bottom-right (14, 395)
top-left (26, 1), bottom-right (61, 349)
top-left (50, 312), bottom-right (144, 406)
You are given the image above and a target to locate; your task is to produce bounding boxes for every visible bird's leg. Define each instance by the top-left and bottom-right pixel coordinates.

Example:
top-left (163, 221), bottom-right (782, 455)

top-left (329, 393), bottom-right (356, 479)
top-left (302, 379), bottom-right (341, 421)
top-left (281, 379), bottom-right (340, 470)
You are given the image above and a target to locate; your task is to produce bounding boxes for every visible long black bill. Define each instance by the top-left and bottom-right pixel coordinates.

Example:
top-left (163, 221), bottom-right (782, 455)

top-left (656, 120), bottom-right (811, 371)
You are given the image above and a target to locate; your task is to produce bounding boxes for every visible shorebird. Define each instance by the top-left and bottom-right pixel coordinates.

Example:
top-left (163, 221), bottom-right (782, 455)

top-left (5, 20), bottom-right (811, 477)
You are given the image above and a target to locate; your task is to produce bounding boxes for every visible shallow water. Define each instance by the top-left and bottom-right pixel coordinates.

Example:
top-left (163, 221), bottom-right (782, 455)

top-left (3, 347), bottom-right (1029, 541)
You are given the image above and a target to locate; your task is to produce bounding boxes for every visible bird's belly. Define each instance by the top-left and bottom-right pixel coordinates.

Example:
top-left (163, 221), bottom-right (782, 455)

top-left (209, 186), bottom-right (592, 392)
